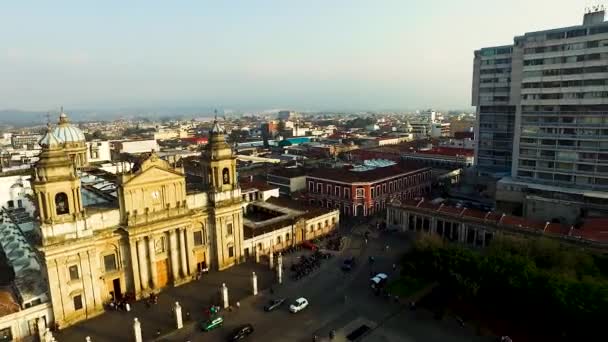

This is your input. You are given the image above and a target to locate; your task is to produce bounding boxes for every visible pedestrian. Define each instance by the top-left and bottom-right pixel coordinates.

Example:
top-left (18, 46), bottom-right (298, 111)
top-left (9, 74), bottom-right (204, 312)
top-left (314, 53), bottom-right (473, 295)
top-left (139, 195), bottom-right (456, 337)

top-left (236, 301), bottom-right (240, 309)
top-left (385, 244), bottom-right (389, 252)
top-left (364, 238), bottom-right (368, 244)
top-left (270, 286), bottom-right (274, 294)
top-left (156, 329), bottom-right (161, 337)
top-left (392, 263), bottom-right (396, 271)
top-left (125, 302), bottom-right (131, 312)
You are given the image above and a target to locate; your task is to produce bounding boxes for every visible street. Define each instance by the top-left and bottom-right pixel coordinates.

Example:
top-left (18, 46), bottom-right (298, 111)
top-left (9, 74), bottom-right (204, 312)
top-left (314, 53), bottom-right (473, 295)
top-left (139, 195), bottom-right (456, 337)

top-left (163, 220), bottom-right (492, 342)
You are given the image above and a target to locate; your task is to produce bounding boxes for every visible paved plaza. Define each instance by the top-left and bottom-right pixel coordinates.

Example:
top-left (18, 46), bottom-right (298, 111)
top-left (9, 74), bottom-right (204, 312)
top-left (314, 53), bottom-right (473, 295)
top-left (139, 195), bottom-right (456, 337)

top-left (57, 219), bottom-right (495, 342)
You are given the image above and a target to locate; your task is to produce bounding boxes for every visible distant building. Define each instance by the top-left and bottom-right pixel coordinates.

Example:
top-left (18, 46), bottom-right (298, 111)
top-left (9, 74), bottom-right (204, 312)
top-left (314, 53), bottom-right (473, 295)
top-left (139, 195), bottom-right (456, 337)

top-left (267, 168), bottom-right (308, 196)
top-left (306, 162), bottom-right (432, 217)
top-left (400, 147), bottom-right (474, 169)
top-left (110, 139), bottom-right (159, 160)
top-left (86, 140), bottom-right (111, 163)
top-left (278, 110), bottom-right (296, 121)
top-left (11, 134), bottom-right (42, 150)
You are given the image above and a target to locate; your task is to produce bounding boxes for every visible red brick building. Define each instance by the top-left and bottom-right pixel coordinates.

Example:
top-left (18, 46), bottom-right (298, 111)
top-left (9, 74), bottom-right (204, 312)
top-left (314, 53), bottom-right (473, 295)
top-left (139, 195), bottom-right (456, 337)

top-left (305, 163), bottom-right (432, 217)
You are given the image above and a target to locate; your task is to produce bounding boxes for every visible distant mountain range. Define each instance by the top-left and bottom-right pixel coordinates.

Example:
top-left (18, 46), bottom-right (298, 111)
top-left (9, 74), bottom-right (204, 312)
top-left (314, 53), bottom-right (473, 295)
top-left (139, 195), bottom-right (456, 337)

top-left (0, 107), bottom-right (221, 126)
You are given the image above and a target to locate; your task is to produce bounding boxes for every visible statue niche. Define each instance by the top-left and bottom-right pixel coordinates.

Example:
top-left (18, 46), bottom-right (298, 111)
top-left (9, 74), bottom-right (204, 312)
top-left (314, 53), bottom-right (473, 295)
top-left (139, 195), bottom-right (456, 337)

top-left (222, 168), bottom-right (230, 185)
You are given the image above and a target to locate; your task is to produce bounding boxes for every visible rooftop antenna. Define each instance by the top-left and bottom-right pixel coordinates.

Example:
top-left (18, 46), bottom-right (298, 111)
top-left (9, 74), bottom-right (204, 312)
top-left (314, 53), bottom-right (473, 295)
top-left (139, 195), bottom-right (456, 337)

top-left (214, 109), bottom-right (218, 121)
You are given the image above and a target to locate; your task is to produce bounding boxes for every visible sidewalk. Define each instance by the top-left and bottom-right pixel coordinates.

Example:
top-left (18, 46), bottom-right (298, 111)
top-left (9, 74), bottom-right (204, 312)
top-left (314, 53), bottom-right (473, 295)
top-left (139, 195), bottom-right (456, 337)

top-left (55, 262), bottom-right (274, 342)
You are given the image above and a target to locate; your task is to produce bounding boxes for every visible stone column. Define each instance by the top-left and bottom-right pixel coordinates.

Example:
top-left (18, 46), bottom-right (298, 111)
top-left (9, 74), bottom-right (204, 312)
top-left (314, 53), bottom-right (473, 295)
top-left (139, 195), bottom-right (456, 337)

top-left (137, 239), bottom-right (149, 290)
top-left (221, 283), bottom-right (229, 309)
top-left (147, 237), bottom-right (158, 288)
top-left (130, 240), bottom-right (141, 293)
top-left (133, 318), bottom-right (142, 342)
top-left (169, 230), bottom-right (180, 281)
top-left (174, 301), bottom-right (183, 329)
top-left (179, 229), bottom-right (188, 277)
top-left (251, 272), bottom-right (258, 295)
top-left (269, 248), bottom-right (274, 270)
top-left (277, 252), bottom-right (283, 284)
top-left (255, 247), bottom-right (260, 263)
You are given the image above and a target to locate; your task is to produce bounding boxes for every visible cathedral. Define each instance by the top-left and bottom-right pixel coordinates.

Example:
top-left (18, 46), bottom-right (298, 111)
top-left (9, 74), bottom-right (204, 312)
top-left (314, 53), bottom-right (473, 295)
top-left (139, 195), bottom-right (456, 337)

top-left (32, 111), bottom-right (245, 327)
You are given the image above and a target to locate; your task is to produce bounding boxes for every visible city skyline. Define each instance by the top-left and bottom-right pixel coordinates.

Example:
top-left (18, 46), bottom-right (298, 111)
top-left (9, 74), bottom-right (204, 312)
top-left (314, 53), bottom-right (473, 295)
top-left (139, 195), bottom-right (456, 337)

top-left (0, 0), bottom-right (593, 111)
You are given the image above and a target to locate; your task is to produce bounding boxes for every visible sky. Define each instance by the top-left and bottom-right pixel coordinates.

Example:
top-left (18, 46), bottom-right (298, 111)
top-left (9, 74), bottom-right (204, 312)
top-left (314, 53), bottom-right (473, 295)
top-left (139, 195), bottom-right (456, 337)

top-left (0, 0), bottom-right (598, 112)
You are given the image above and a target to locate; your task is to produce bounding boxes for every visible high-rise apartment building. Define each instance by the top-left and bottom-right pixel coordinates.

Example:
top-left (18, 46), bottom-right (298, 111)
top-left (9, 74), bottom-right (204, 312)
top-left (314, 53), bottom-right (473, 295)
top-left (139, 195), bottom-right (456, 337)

top-left (475, 9), bottom-right (608, 223)
top-left (472, 45), bottom-right (515, 176)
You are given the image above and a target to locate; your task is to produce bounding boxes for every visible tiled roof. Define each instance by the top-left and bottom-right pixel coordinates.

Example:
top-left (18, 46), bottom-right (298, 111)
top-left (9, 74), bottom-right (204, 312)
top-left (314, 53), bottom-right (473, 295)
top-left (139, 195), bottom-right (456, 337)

top-left (308, 163), bottom-right (428, 183)
top-left (240, 180), bottom-right (278, 192)
top-left (413, 147), bottom-right (474, 157)
top-left (268, 167), bottom-right (308, 178)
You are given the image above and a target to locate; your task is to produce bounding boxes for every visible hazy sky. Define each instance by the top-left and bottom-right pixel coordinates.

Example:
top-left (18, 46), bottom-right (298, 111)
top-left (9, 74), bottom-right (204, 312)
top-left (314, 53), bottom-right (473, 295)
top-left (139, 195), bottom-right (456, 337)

top-left (0, 0), bottom-right (597, 112)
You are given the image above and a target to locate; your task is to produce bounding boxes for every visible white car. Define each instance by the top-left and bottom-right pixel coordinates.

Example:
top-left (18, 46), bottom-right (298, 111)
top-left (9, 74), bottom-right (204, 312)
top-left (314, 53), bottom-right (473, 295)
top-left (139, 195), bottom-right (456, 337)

top-left (289, 297), bottom-right (309, 313)
top-left (370, 273), bottom-right (388, 289)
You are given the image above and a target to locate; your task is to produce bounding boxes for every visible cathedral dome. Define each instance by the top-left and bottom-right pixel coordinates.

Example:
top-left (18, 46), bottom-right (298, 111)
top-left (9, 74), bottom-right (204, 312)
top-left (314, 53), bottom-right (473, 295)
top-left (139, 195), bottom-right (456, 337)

top-left (38, 125), bottom-right (64, 149)
top-left (52, 110), bottom-right (85, 143)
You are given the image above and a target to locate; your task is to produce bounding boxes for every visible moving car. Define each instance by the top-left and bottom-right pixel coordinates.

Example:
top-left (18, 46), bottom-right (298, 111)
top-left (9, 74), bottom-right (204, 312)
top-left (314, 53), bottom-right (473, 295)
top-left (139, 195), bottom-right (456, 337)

top-left (370, 273), bottom-right (388, 289)
top-left (201, 316), bottom-right (224, 331)
top-left (341, 257), bottom-right (356, 271)
top-left (264, 298), bottom-right (286, 312)
top-left (228, 324), bottom-right (254, 341)
top-left (289, 297), bottom-right (309, 313)
top-left (301, 240), bottom-right (318, 251)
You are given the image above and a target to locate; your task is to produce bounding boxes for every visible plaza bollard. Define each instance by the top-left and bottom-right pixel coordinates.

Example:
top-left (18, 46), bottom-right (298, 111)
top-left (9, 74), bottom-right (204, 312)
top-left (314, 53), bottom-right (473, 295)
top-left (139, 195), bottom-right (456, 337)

top-left (133, 318), bottom-right (142, 342)
top-left (277, 252), bottom-right (283, 284)
top-left (174, 301), bottom-right (183, 329)
top-left (252, 272), bottom-right (258, 295)
top-left (269, 249), bottom-right (274, 270)
top-left (221, 283), bottom-right (229, 309)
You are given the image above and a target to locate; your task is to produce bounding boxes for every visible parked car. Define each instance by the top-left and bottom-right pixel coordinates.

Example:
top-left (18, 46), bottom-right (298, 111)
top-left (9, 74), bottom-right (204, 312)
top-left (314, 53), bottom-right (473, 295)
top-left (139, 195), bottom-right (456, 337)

top-left (370, 273), bottom-right (388, 289)
top-left (264, 298), bottom-right (286, 312)
top-left (301, 240), bottom-right (318, 251)
top-left (228, 324), bottom-right (254, 341)
top-left (289, 297), bottom-right (309, 313)
top-left (341, 257), bottom-right (356, 271)
top-left (201, 316), bottom-right (224, 331)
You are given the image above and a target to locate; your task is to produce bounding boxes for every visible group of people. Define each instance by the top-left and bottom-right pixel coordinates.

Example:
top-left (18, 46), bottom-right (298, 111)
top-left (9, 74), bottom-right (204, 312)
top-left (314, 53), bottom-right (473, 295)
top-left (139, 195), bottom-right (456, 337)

top-left (108, 293), bottom-right (134, 312)
top-left (145, 292), bottom-right (159, 307)
top-left (108, 299), bottom-right (131, 312)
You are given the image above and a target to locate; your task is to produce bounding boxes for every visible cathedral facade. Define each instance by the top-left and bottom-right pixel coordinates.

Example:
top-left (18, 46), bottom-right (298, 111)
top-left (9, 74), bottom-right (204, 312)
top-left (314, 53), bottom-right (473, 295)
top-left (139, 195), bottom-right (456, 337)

top-left (32, 114), bottom-right (244, 327)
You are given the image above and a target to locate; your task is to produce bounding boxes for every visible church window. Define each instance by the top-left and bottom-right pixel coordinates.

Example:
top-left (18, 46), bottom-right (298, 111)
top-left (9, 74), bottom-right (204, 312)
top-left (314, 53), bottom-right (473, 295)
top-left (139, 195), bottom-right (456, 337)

top-left (228, 246), bottom-right (234, 258)
top-left (104, 254), bottom-right (117, 272)
top-left (55, 192), bottom-right (69, 215)
top-left (7, 200), bottom-right (13, 208)
top-left (356, 188), bottom-right (364, 198)
top-left (68, 265), bottom-right (79, 281)
top-left (227, 223), bottom-right (233, 235)
top-left (277, 236), bottom-right (282, 244)
top-left (193, 231), bottom-right (204, 246)
top-left (286, 233), bottom-right (290, 241)
top-left (73, 295), bottom-right (83, 310)
top-left (222, 168), bottom-right (230, 185)
top-left (155, 236), bottom-right (166, 254)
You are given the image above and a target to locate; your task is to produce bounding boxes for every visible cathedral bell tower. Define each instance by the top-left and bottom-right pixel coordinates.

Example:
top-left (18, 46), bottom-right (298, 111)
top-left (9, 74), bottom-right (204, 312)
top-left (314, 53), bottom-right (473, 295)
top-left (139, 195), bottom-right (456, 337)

top-left (201, 119), bottom-right (238, 194)
top-left (32, 124), bottom-right (84, 227)
top-left (200, 116), bottom-right (244, 270)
